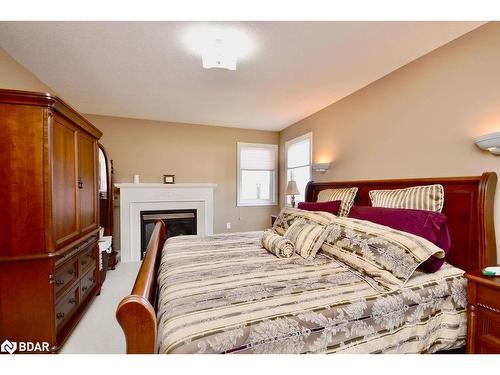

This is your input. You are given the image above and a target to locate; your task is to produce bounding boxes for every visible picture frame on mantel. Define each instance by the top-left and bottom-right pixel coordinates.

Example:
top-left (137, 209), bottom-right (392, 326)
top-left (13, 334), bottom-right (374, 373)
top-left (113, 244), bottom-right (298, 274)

top-left (163, 174), bottom-right (175, 184)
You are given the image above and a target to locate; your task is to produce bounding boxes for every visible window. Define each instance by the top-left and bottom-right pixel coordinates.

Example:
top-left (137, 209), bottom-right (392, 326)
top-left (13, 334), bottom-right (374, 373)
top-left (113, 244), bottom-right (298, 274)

top-left (285, 133), bottom-right (312, 205)
top-left (237, 142), bottom-right (278, 206)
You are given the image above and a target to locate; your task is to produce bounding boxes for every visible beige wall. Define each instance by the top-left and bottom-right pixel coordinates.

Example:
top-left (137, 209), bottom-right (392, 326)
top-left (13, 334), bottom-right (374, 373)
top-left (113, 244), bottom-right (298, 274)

top-left (280, 22), bottom-right (500, 260)
top-left (0, 46), bottom-right (53, 93)
top-left (85, 114), bottom-right (280, 249)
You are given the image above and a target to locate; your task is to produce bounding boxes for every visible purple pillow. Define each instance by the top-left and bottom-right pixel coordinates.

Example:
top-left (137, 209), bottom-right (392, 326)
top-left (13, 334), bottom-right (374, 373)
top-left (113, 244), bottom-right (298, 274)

top-left (297, 200), bottom-right (342, 216)
top-left (348, 205), bottom-right (451, 273)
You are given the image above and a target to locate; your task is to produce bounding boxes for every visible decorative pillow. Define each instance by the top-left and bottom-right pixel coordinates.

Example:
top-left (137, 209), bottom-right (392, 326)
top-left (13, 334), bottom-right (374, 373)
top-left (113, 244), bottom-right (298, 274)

top-left (316, 187), bottom-right (358, 216)
top-left (320, 216), bottom-right (445, 292)
top-left (272, 207), bottom-right (336, 236)
top-left (369, 184), bottom-right (444, 212)
top-left (348, 205), bottom-right (451, 273)
top-left (297, 200), bottom-right (342, 215)
top-left (261, 230), bottom-right (295, 258)
top-left (284, 220), bottom-right (331, 259)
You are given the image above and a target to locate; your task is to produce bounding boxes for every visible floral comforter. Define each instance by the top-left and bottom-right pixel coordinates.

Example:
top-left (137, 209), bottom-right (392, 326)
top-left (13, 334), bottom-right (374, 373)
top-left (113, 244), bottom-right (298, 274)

top-left (156, 231), bottom-right (467, 354)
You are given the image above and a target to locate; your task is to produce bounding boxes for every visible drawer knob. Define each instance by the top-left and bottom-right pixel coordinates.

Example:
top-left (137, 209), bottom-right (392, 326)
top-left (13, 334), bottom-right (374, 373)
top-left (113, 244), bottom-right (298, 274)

top-left (68, 269), bottom-right (76, 276)
top-left (82, 286), bottom-right (88, 292)
top-left (55, 279), bottom-right (64, 286)
top-left (56, 312), bottom-right (65, 320)
top-left (68, 297), bottom-right (76, 304)
top-left (89, 277), bottom-right (95, 283)
top-left (81, 261), bottom-right (87, 266)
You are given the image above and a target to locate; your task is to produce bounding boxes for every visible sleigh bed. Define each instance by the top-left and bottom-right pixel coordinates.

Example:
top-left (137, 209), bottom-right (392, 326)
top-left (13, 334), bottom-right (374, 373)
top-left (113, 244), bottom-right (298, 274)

top-left (116, 173), bottom-right (497, 354)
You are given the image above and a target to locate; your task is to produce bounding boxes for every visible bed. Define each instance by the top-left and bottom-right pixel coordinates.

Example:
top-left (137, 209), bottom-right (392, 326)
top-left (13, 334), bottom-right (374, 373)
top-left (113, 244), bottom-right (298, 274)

top-left (116, 173), bottom-right (498, 354)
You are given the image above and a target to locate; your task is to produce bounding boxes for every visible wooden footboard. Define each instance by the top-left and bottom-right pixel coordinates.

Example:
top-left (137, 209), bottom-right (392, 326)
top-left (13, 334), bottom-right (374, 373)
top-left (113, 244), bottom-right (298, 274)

top-left (116, 220), bottom-right (166, 354)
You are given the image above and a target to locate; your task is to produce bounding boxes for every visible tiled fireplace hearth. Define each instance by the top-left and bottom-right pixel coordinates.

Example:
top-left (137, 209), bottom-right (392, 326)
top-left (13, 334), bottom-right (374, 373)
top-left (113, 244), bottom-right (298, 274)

top-left (115, 183), bottom-right (217, 262)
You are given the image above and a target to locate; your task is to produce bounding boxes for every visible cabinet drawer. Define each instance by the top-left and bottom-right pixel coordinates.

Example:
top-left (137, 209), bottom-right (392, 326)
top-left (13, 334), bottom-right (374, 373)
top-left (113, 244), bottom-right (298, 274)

top-left (80, 268), bottom-right (97, 302)
top-left (79, 246), bottom-right (97, 274)
top-left (55, 284), bottom-right (79, 332)
top-left (477, 284), bottom-right (500, 312)
top-left (54, 258), bottom-right (79, 299)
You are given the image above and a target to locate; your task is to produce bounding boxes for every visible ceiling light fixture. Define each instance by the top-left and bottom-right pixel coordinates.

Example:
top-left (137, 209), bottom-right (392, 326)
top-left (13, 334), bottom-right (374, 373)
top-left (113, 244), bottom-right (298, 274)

top-left (183, 25), bottom-right (255, 71)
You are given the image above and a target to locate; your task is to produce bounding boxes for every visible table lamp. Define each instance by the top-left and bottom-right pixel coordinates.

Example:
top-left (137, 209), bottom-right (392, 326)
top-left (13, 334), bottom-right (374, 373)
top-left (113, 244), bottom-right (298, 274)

top-left (286, 180), bottom-right (300, 208)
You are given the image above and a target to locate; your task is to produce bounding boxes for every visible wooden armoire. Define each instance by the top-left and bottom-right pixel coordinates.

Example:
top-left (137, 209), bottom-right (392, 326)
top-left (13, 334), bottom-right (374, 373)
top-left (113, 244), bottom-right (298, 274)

top-left (0, 89), bottom-right (103, 353)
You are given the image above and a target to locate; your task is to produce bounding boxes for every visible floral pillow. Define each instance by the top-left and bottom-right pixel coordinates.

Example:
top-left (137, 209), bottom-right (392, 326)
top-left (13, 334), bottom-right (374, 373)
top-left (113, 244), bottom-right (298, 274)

top-left (320, 216), bottom-right (445, 292)
top-left (272, 207), bottom-right (336, 236)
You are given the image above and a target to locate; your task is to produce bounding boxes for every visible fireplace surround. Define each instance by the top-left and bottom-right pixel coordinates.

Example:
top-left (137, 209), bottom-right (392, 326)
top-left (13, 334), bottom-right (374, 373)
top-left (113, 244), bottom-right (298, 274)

top-left (115, 183), bottom-right (216, 262)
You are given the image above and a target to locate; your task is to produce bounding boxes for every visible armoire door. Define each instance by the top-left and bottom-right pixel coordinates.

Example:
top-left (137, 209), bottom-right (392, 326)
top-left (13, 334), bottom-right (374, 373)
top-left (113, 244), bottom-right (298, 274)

top-left (78, 131), bottom-right (98, 234)
top-left (50, 114), bottom-right (79, 249)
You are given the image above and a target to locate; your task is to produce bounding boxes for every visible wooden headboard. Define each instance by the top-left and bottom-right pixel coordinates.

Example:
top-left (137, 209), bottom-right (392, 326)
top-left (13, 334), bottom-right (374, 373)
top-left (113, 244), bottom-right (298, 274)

top-left (305, 172), bottom-right (497, 272)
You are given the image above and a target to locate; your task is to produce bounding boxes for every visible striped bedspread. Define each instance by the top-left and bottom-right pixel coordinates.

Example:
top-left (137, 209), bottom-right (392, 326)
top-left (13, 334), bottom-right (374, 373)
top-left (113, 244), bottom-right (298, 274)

top-left (156, 231), bottom-right (467, 354)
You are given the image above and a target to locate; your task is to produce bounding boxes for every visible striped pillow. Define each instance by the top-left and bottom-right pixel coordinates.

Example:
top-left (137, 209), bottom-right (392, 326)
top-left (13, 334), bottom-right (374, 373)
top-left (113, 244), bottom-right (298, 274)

top-left (272, 207), bottom-right (337, 236)
top-left (261, 230), bottom-right (295, 258)
top-left (284, 219), bottom-right (331, 259)
top-left (316, 187), bottom-right (358, 216)
top-left (369, 184), bottom-right (444, 212)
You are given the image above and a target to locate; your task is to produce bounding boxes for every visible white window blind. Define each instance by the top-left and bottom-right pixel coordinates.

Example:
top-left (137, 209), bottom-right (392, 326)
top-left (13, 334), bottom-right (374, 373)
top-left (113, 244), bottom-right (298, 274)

top-left (287, 138), bottom-right (310, 169)
top-left (286, 133), bottom-right (312, 205)
top-left (240, 146), bottom-right (276, 170)
top-left (237, 143), bottom-right (278, 206)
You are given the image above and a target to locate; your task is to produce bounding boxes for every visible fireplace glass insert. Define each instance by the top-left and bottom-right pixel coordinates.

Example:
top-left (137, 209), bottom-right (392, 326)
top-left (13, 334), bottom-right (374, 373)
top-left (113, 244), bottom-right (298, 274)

top-left (140, 209), bottom-right (197, 259)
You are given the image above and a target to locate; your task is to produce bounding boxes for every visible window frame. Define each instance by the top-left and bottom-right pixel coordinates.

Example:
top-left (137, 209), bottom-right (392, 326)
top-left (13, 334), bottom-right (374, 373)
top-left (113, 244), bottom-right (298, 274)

top-left (285, 132), bottom-right (313, 206)
top-left (237, 142), bottom-right (278, 207)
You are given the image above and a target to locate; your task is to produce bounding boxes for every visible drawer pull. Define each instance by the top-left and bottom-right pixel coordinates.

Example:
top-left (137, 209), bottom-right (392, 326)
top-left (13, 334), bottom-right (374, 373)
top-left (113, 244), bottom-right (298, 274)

top-left (68, 297), bottom-right (76, 304)
top-left (89, 277), bottom-right (95, 283)
top-left (81, 260), bottom-right (88, 266)
top-left (56, 312), bottom-right (65, 320)
top-left (82, 286), bottom-right (88, 292)
top-left (68, 269), bottom-right (76, 276)
top-left (55, 279), bottom-right (64, 286)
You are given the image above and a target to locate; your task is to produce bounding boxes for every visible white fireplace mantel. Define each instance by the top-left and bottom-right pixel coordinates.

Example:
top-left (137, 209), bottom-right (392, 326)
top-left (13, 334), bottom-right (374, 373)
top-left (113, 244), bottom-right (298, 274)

top-left (115, 182), bottom-right (217, 262)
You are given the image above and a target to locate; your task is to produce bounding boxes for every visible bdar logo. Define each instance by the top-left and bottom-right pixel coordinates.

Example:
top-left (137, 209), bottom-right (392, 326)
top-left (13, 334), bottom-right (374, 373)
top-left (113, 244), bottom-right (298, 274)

top-left (1, 339), bottom-right (17, 354)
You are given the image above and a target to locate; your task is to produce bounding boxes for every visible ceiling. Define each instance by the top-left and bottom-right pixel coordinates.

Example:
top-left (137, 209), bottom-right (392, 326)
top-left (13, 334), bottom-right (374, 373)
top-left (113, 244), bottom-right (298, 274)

top-left (0, 21), bottom-right (484, 131)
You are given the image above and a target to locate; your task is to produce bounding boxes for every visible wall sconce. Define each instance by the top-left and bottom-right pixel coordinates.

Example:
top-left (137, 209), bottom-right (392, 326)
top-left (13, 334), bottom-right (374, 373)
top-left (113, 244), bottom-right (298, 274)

top-left (312, 162), bottom-right (331, 173)
top-left (475, 132), bottom-right (500, 155)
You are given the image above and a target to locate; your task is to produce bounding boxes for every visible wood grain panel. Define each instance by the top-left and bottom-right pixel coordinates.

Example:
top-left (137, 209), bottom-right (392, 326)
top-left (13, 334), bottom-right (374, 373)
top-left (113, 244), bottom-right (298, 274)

top-left (465, 271), bottom-right (500, 353)
top-left (51, 114), bottom-right (79, 249)
top-left (0, 104), bottom-right (45, 256)
top-left (0, 259), bottom-right (55, 344)
top-left (78, 132), bottom-right (97, 233)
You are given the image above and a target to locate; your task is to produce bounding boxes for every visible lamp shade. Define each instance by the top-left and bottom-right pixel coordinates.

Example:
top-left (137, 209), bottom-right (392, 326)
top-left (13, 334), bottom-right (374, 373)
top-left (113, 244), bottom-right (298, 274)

top-left (285, 180), bottom-right (300, 195)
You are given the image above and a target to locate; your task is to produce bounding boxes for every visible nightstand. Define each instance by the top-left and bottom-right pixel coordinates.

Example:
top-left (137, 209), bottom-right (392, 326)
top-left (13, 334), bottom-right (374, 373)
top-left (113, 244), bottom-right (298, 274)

top-left (465, 269), bottom-right (500, 354)
top-left (271, 214), bottom-right (278, 226)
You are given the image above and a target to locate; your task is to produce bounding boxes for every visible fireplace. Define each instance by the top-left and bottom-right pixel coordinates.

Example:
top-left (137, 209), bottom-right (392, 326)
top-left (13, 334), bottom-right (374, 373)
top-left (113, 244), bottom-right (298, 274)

top-left (115, 182), bottom-right (215, 262)
top-left (140, 209), bottom-right (197, 259)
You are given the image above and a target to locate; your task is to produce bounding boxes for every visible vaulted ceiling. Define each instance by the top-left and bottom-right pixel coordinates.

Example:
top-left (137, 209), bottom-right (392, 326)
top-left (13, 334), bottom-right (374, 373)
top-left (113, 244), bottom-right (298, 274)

top-left (0, 21), bottom-right (484, 130)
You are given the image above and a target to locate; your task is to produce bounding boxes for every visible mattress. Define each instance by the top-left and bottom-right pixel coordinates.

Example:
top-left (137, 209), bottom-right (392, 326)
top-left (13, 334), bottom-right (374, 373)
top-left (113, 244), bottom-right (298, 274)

top-left (156, 231), bottom-right (467, 354)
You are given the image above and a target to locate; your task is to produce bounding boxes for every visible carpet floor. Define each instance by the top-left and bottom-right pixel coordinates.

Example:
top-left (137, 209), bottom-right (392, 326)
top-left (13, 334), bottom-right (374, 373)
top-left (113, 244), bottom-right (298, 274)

top-left (60, 261), bottom-right (141, 354)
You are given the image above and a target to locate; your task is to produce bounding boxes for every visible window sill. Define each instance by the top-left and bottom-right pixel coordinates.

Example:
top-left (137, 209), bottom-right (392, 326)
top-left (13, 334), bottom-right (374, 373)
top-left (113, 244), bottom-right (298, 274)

top-left (237, 202), bottom-right (278, 207)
